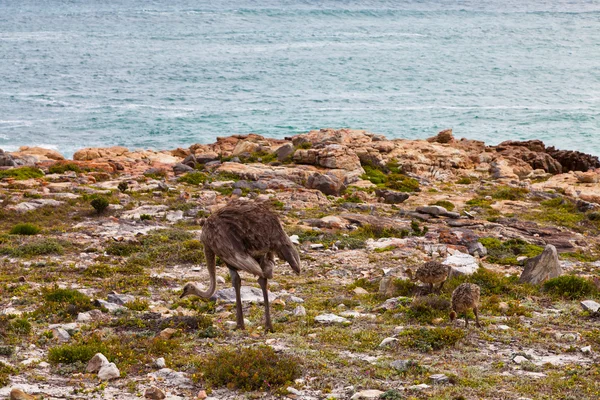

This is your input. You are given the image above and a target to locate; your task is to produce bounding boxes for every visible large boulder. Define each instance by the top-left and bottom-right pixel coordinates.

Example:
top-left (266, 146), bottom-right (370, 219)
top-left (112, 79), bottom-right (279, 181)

top-left (519, 244), bottom-right (562, 284)
top-left (426, 128), bottom-right (454, 144)
top-left (495, 141), bottom-right (562, 174)
top-left (307, 172), bottom-right (344, 196)
top-left (10, 146), bottom-right (65, 162)
top-left (546, 146), bottom-right (600, 172)
top-left (73, 146), bottom-right (129, 161)
top-left (0, 149), bottom-right (16, 166)
top-left (294, 144), bottom-right (362, 171)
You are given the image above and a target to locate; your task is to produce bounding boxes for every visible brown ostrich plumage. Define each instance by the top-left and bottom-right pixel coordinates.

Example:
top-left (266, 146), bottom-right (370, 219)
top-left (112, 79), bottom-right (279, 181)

top-left (180, 200), bottom-right (300, 332)
top-left (450, 283), bottom-right (481, 328)
top-left (414, 261), bottom-right (451, 293)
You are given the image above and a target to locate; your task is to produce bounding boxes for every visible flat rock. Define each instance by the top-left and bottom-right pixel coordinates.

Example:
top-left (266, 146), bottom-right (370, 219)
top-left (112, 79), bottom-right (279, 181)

top-left (121, 205), bottom-right (170, 220)
top-left (144, 386), bottom-right (166, 400)
top-left (443, 250), bottom-right (479, 275)
top-left (94, 299), bottom-right (126, 312)
top-left (8, 199), bottom-right (64, 213)
top-left (580, 300), bottom-right (600, 313)
top-left (315, 313), bottom-right (350, 324)
top-left (216, 286), bottom-right (276, 304)
top-left (107, 292), bottom-right (135, 306)
top-left (148, 368), bottom-right (193, 389)
top-left (430, 374), bottom-right (449, 384)
top-left (350, 389), bottom-right (384, 399)
top-left (98, 363), bottom-right (120, 380)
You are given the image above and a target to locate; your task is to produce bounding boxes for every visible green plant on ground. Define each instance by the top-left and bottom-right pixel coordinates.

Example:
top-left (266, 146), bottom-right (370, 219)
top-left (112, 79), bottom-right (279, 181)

top-left (200, 346), bottom-right (301, 391)
top-left (404, 295), bottom-right (450, 324)
top-left (0, 166), bottom-right (44, 180)
top-left (380, 389), bottom-right (404, 400)
top-left (360, 163), bottom-right (420, 192)
top-left (489, 186), bottom-right (529, 201)
top-left (124, 299), bottom-right (150, 311)
top-left (543, 275), bottom-right (597, 300)
top-left (9, 223), bottom-right (41, 235)
top-left (83, 263), bottom-right (114, 278)
top-left (479, 237), bottom-right (543, 265)
top-left (398, 326), bottom-right (465, 352)
top-left (118, 181), bottom-right (129, 192)
top-left (410, 220), bottom-right (428, 236)
top-left (91, 197), bottom-right (109, 214)
top-left (457, 176), bottom-right (473, 185)
top-left (524, 197), bottom-right (586, 231)
top-left (431, 200), bottom-right (455, 211)
top-left (35, 287), bottom-right (97, 322)
top-left (387, 173), bottom-right (420, 192)
top-left (140, 214), bottom-right (152, 221)
top-left (0, 362), bottom-right (16, 386)
top-left (178, 171), bottom-right (208, 185)
top-left (296, 142), bottom-right (312, 149)
top-left (48, 163), bottom-right (82, 174)
top-left (0, 238), bottom-right (65, 257)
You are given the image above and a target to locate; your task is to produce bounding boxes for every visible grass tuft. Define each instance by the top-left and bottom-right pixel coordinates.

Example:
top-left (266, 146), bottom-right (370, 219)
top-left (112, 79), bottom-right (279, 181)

top-left (543, 275), bottom-right (597, 300)
top-left (9, 223), bottom-right (41, 235)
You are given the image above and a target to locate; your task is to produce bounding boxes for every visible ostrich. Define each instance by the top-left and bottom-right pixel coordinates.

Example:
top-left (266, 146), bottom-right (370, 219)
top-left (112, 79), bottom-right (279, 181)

top-left (406, 261), bottom-right (451, 293)
top-left (450, 283), bottom-right (481, 328)
top-left (180, 200), bottom-right (301, 332)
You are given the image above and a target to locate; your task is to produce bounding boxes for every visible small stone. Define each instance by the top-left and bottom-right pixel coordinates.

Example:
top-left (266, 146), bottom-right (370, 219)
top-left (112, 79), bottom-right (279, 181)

top-left (580, 300), bottom-right (600, 313)
top-left (86, 353), bottom-right (109, 373)
top-left (289, 296), bottom-right (304, 303)
top-left (353, 287), bottom-right (369, 295)
top-left (407, 384), bottom-right (430, 391)
top-left (98, 362), bottom-right (120, 380)
top-left (513, 355), bottom-right (529, 364)
top-left (498, 302), bottom-right (510, 312)
top-left (158, 328), bottom-right (177, 340)
top-left (144, 386), bottom-right (166, 400)
top-left (429, 374), bottom-right (449, 384)
top-left (9, 389), bottom-right (37, 400)
top-left (310, 243), bottom-right (324, 250)
top-left (224, 321), bottom-right (237, 329)
top-left (350, 389), bottom-right (384, 399)
top-left (293, 306), bottom-right (306, 317)
top-left (196, 390), bottom-right (208, 399)
top-left (378, 337), bottom-right (398, 348)
top-left (289, 235), bottom-right (300, 245)
top-left (216, 275), bottom-right (226, 284)
top-left (497, 324), bottom-right (510, 330)
top-left (315, 314), bottom-right (350, 324)
top-left (432, 318), bottom-right (444, 325)
top-left (581, 346), bottom-right (592, 354)
top-left (390, 359), bottom-right (417, 371)
top-left (287, 387), bottom-right (302, 395)
top-left (155, 357), bottom-right (166, 368)
top-left (52, 327), bottom-right (71, 342)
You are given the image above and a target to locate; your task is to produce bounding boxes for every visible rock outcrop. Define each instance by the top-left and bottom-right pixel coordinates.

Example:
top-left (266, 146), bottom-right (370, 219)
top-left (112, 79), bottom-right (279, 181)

top-left (519, 244), bottom-right (562, 284)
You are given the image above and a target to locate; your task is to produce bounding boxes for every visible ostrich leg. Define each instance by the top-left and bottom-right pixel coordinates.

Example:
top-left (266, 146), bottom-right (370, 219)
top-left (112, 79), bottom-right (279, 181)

top-left (474, 307), bottom-right (481, 328)
top-left (258, 277), bottom-right (273, 333)
top-left (229, 267), bottom-right (245, 330)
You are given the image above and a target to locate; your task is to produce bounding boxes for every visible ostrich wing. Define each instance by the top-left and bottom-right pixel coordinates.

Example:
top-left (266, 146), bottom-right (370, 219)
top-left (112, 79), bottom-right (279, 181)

top-left (202, 226), bottom-right (264, 277)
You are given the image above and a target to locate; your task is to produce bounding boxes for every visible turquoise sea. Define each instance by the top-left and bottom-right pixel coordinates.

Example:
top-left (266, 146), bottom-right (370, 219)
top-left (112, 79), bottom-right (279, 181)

top-left (0, 0), bottom-right (599, 158)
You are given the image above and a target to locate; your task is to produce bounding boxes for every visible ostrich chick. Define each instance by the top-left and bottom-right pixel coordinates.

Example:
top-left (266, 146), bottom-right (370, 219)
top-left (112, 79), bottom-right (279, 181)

top-left (407, 261), bottom-right (451, 293)
top-left (180, 200), bottom-right (300, 333)
top-left (450, 283), bottom-right (481, 328)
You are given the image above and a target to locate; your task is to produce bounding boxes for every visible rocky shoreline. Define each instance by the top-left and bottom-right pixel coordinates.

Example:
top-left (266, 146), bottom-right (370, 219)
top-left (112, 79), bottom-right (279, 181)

top-left (1, 128), bottom-right (599, 399)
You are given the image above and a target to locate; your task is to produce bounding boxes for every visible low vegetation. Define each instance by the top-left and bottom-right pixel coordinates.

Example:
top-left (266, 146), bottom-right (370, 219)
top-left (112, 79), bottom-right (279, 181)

top-left (543, 275), bottom-right (598, 300)
top-left (479, 237), bottom-right (544, 265)
top-left (200, 346), bottom-right (301, 391)
top-left (0, 166), bottom-right (44, 180)
top-left (9, 223), bottom-right (41, 235)
top-left (398, 327), bottom-right (465, 352)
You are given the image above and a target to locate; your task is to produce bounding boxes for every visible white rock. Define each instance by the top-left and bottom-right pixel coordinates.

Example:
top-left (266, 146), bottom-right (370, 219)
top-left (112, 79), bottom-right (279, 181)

top-left (293, 306), bottom-right (306, 317)
top-left (21, 358), bottom-right (40, 366)
top-left (580, 300), bottom-right (600, 313)
top-left (287, 387), bottom-right (302, 395)
top-left (310, 243), bottom-right (325, 250)
top-left (407, 384), bottom-right (430, 390)
top-left (98, 363), bottom-right (120, 380)
top-left (289, 296), bottom-right (304, 303)
top-left (86, 353), bottom-right (109, 373)
top-left (429, 374), bottom-right (449, 384)
top-left (443, 251), bottom-right (479, 275)
top-left (289, 235), bottom-right (300, 245)
top-left (52, 327), bottom-right (71, 342)
top-left (351, 389), bottom-right (384, 399)
top-left (497, 325), bottom-right (511, 331)
top-left (378, 337), bottom-right (398, 348)
top-left (155, 357), bottom-right (166, 368)
top-left (314, 314), bottom-right (350, 324)
top-left (581, 346), bottom-right (592, 354)
top-left (513, 355), bottom-right (529, 364)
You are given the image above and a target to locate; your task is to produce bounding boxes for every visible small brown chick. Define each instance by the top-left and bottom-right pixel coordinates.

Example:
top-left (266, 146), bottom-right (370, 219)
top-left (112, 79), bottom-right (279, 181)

top-left (408, 261), bottom-right (451, 293)
top-left (450, 283), bottom-right (481, 328)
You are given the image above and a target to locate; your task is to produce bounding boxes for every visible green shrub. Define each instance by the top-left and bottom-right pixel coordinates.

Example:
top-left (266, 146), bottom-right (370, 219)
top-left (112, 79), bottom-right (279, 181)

top-left (380, 390), bottom-right (404, 400)
top-left (490, 186), bottom-right (529, 201)
top-left (118, 181), bottom-right (129, 193)
top-left (178, 171), bottom-right (208, 185)
top-left (431, 200), bottom-right (455, 211)
top-left (48, 340), bottom-right (108, 364)
top-left (361, 165), bottom-right (388, 185)
top-left (399, 327), bottom-right (465, 352)
top-left (105, 241), bottom-right (140, 257)
top-left (0, 346), bottom-right (14, 357)
top-left (479, 237), bottom-right (543, 265)
top-left (1, 238), bottom-right (64, 257)
top-left (9, 223), bottom-right (41, 235)
top-left (457, 176), bottom-right (473, 185)
top-left (9, 318), bottom-right (32, 335)
top-left (140, 214), bottom-right (152, 221)
top-left (83, 263), bottom-right (114, 278)
top-left (543, 275), bottom-right (597, 300)
top-left (348, 278), bottom-right (379, 293)
top-left (405, 295), bottom-right (450, 324)
top-left (0, 166), bottom-right (44, 180)
top-left (387, 173), bottom-right (420, 192)
top-left (392, 279), bottom-right (418, 297)
top-left (91, 197), bottom-right (110, 214)
top-left (0, 361), bottom-right (16, 386)
top-left (201, 346), bottom-right (301, 391)
top-left (48, 163), bottom-right (82, 174)
top-left (297, 142), bottom-right (312, 150)
top-left (124, 299), bottom-right (150, 311)
top-left (35, 287), bottom-right (96, 322)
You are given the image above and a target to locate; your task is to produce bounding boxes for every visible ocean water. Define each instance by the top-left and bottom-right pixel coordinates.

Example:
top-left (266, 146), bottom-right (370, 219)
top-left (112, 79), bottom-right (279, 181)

top-left (0, 0), bottom-right (599, 158)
